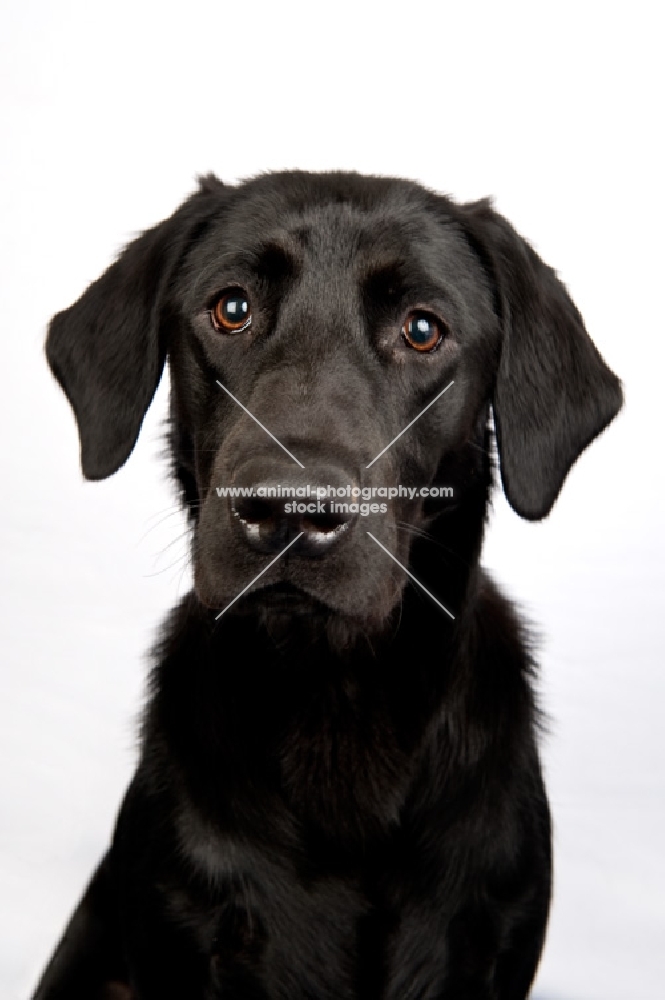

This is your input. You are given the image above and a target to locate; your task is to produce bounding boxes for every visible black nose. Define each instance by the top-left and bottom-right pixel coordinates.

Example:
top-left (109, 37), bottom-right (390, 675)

top-left (231, 472), bottom-right (358, 556)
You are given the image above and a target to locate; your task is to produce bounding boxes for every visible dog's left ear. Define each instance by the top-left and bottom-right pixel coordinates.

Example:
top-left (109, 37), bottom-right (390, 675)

top-left (46, 175), bottom-right (225, 481)
top-left (459, 200), bottom-right (623, 520)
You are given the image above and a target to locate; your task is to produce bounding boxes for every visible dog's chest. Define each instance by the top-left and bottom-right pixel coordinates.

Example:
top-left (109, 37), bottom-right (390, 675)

top-left (276, 673), bottom-right (416, 844)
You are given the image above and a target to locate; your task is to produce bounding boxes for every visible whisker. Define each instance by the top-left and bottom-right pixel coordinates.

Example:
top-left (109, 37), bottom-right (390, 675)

top-left (138, 508), bottom-right (191, 544)
top-left (395, 521), bottom-right (458, 560)
top-left (143, 552), bottom-right (191, 579)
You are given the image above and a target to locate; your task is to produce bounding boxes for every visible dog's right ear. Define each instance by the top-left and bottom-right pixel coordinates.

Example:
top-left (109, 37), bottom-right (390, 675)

top-left (46, 174), bottom-right (226, 480)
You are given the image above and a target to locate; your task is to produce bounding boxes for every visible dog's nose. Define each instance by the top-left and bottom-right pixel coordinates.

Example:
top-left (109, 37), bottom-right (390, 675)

top-left (231, 471), bottom-right (357, 556)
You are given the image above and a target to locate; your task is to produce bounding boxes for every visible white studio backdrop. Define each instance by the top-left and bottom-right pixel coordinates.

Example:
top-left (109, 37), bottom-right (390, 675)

top-left (0, 1), bottom-right (663, 998)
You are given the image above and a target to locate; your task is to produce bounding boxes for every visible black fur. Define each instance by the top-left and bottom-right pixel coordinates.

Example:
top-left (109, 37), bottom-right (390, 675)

top-left (34, 171), bottom-right (622, 999)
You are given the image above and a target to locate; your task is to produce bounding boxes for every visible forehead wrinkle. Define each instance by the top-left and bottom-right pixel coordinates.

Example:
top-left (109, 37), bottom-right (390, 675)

top-left (185, 245), bottom-right (260, 302)
top-left (277, 209), bottom-right (448, 311)
top-left (284, 203), bottom-right (382, 269)
top-left (243, 229), bottom-right (305, 269)
top-left (186, 197), bottom-right (468, 309)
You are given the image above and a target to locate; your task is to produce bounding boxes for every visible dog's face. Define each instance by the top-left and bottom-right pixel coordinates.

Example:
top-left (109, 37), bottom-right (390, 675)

top-left (46, 172), bottom-right (622, 631)
top-left (173, 177), bottom-right (499, 625)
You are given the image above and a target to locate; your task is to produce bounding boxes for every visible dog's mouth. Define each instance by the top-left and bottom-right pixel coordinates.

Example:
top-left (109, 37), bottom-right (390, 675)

top-left (233, 581), bottom-right (322, 615)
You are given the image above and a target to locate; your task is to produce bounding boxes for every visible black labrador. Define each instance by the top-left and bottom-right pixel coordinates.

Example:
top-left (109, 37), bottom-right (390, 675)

top-left (33, 171), bottom-right (622, 1000)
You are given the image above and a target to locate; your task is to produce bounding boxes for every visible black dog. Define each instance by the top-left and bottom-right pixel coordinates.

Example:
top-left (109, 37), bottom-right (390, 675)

top-left (33, 171), bottom-right (622, 1000)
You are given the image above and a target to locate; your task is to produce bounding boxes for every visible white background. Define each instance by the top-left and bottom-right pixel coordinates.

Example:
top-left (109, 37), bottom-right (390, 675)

top-left (1, 2), bottom-right (663, 998)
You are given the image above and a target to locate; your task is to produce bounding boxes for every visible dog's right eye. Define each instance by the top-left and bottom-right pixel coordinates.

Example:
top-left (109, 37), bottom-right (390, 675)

top-left (211, 290), bottom-right (252, 333)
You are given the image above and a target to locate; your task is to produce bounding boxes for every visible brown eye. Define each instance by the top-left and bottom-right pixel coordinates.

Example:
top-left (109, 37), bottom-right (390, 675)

top-left (402, 312), bottom-right (444, 352)
top-left (211, 290), bottom-right (251, 333)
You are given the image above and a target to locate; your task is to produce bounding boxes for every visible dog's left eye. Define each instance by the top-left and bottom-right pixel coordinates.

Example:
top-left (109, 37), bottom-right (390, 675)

top-left (211, 290), bottom-right (252, 333)
top-left (401, 312), bottom-right (444, 352)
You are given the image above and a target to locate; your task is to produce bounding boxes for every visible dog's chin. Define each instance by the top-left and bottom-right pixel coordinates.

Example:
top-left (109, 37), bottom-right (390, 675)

top-left (194, 575), bottom-right (399, 652)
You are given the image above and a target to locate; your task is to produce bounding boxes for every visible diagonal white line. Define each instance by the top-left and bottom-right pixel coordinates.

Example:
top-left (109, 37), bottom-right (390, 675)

top-left (365, 380), bottom-right (454, 468)
top-left (215, 532), bottom-right (304, 620)
top-left (366, 531), bottom-right (455, 620)
top-left (216, 380), bottom-right (305, 468)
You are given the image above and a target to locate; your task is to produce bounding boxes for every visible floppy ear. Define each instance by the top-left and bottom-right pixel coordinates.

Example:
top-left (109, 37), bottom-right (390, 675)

top-left (46, 175), bottom-right (225, 480)
top-left (460, 200), bottom-right (623, 520)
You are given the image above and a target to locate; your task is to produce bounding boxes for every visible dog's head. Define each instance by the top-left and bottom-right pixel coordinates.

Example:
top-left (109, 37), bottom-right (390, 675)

top-left (47, 172), bottom-right (622, 632)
